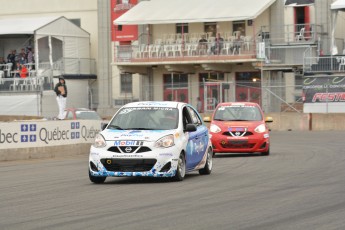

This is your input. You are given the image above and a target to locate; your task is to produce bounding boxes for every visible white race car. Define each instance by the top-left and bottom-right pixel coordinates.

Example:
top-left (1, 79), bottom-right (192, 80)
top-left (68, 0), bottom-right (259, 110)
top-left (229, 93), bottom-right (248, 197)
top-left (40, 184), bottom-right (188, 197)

top-left (89, 101), bottom-right (213, 183)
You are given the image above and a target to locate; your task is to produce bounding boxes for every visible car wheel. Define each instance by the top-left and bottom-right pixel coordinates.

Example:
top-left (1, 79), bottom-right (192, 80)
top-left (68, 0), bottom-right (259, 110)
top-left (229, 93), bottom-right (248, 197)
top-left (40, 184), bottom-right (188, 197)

top-left (261, 147), bottom-right (270, 156)
top-left (173, 153), bottom-right (186, 181)
top-left (89, 170), bottom-right (106, 184)
top-left (199, 147), bottom-right (213, 175)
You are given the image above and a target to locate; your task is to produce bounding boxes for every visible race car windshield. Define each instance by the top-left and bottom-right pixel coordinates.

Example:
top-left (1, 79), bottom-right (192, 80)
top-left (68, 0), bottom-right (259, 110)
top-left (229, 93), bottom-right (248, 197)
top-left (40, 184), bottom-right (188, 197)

top-left (214, 106), bottom-right (262, 121)
top-left (109, 107), bottom-right (179, 130)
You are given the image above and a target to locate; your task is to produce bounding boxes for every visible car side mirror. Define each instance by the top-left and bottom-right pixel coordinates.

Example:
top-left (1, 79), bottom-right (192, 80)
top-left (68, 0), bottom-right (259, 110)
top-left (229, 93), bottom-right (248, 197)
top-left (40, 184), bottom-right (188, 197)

top-left (185, 124), bottom-right (197, 132)
top-left (101, 123), bottom-right (108, 130)
top-left (265, 117), bottom-right (273, 123)
top-left (203, 116), bottom-right (211, 122)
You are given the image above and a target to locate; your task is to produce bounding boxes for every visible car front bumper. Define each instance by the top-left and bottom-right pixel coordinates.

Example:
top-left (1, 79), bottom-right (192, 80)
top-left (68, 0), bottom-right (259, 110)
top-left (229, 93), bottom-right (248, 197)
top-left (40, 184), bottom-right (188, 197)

top-left (211, 133), bottom-right (270, 153)
top-left (89, 144), bottom-right (181, 178)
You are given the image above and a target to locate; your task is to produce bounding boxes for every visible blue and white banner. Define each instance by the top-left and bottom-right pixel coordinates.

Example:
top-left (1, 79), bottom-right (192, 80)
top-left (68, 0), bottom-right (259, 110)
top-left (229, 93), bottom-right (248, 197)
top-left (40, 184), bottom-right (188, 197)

top-left (0, 120), bottom-right (103, 149)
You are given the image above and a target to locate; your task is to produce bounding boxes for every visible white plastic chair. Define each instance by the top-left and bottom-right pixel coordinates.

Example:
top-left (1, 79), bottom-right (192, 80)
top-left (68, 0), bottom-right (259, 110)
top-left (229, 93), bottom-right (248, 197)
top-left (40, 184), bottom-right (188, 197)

top-left (0, 70), bottom-right (4, 84)
top-left (337, 57), bottom-right (345, 71)
top-left (9, 78), bottom-right (19, 91)
top-left (150, 44), bottom-right (161, 58)
top-left (295, 27), bottom-right (305, 41)
top-left (220, 42), bottom-right (231, 55)
top-left (243, 36), bottom-right (252, 51)
top-left (4, 63), bottom-right (12, 77)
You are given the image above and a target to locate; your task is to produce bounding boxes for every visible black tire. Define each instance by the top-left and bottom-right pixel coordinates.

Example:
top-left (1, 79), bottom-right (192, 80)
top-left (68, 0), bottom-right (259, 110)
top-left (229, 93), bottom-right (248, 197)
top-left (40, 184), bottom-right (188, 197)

top-left (199, 147), bottom-right (213, 175)
top-left (261, 147), bottom-right (270, 156)
top-left (173, 153), bottom-right (186, 181)
top-left (89, 170), bottom-right (106, 184)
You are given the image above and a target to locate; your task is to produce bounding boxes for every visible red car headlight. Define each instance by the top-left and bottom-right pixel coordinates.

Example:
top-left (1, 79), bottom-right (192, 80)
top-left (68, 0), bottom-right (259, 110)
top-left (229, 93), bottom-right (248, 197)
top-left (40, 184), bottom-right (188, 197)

top-left (254, 124), bottom-right (266, 133)
top-left (210, 124), bottom-right (221, 133)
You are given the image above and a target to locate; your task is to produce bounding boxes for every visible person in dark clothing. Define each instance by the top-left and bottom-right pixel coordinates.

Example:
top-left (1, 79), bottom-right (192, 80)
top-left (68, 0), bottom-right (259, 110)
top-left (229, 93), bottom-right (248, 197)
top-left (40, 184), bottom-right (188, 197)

top-left (54, 76), bottom-right (67, 120)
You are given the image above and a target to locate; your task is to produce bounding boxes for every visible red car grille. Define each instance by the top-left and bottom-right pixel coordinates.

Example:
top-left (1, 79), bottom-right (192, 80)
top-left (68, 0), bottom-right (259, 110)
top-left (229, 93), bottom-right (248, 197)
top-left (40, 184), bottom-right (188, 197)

top-left (220, 140), bottom-right (255, 149)
top-left (222, 131), bottom-right (253, 137)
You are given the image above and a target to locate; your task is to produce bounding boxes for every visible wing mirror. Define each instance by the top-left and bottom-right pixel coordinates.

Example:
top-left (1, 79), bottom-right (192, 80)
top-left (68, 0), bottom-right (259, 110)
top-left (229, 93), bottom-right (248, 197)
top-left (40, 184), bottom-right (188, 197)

top-left (203, 116), bottom-right (211, 122)
top-left (185, 124), bottom-right (197, 132)
top-left (265, 117), bottom-right (273, 123)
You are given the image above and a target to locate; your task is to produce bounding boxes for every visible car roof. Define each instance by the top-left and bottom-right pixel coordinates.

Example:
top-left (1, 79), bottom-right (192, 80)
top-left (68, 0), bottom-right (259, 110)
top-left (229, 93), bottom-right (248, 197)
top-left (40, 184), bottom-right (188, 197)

top-left (65, 108), bottom-right (96, 112)
top-left (217, 102), bottom-right (260, 107)
top-left (122, 101), bottom-right (184, 109)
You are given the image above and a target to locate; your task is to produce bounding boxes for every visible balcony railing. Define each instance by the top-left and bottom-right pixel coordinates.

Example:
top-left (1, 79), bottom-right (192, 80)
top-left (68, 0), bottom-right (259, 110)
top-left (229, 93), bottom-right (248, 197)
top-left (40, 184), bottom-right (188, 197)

top-left (37, 58), bottom-right (97, 76)
top-left (115, 40), bottom-right (257, 63)
top-left (0, 58), bottom-right (96, 92)
top-left (304, 56), bottom-right (345, 73)
top-left (259, 24), bottom-right (322, 45)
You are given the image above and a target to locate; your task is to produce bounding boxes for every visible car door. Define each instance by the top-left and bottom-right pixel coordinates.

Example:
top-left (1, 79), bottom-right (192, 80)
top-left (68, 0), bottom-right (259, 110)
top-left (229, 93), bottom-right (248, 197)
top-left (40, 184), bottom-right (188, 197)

top-left (184, 106), bottom-right (209, 171)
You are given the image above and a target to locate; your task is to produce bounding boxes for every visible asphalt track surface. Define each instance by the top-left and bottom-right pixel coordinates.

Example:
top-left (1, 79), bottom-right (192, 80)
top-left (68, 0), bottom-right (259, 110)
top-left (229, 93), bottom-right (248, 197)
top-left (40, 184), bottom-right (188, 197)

top-left (1, 131), bottom-right (345, 230)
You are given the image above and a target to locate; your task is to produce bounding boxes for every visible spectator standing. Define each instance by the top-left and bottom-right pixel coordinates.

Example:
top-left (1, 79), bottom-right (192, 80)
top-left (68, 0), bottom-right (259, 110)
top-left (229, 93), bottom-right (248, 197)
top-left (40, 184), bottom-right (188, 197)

top-left (197, 97), bottom-right (203, 113)
top-left (7, 50), bottom-right (16, 70)
top-left (27, 47), bottom-right (34, 65)
top-left (54, 76), bottom-right (68, 120)
top-left (18, 48), bottom-right (27, 64)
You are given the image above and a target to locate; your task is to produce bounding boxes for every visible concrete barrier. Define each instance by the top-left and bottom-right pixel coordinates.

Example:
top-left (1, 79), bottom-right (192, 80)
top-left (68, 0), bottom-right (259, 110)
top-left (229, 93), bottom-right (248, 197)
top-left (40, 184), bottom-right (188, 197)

top-left (203, 112), bottom-right (345, 131)
top-left (0, 119), bottom-right (103, 161)
top-left (0, 144), bottom-right (91, 161)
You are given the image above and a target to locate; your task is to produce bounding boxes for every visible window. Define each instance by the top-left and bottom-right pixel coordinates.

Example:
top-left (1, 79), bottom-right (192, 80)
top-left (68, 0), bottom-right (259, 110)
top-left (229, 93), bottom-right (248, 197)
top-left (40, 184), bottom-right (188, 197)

top-left (199, 73), bottom-right (224, 82)
top-left (120, 73), bottom-right (132, 93)
top-left (69, 19), bottom-right (81, 27)
top-left (163, 74), bottom-right (188, 89)
top-left (204, 22), bottom-right (217, 37)
top-left (187, 107), bottom-right (202, 125)
top-left (233, 21), bottom-right (245, 36)
top-left (176, 23), bottom-right (188, 34)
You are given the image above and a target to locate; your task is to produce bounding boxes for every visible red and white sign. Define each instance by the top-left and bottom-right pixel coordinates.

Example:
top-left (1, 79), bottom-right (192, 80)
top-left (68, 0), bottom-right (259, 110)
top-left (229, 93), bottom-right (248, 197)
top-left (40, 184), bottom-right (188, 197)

top-left (111, 0), bottom-right (138, 42)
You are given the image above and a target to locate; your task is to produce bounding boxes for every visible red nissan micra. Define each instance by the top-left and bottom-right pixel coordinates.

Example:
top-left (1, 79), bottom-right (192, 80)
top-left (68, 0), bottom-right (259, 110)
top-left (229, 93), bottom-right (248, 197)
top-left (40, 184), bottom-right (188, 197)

top-left (205, 102), bottom-right (273, 156)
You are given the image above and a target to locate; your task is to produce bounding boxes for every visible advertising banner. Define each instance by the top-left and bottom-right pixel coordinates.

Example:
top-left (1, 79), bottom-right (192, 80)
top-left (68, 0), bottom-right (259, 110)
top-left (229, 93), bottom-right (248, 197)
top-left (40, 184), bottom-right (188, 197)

top-left (111, 0), bottom-right (138, 42)
top-left (0, 120), bottom-right (103, 149)
top-left (303, 76), bottom-right (345, 103)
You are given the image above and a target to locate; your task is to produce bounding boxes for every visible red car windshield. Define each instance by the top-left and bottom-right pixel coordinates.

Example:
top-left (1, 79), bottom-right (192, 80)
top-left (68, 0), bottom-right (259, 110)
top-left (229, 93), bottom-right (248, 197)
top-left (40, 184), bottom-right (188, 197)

top-left (213, 105), bottom-right (262, 121)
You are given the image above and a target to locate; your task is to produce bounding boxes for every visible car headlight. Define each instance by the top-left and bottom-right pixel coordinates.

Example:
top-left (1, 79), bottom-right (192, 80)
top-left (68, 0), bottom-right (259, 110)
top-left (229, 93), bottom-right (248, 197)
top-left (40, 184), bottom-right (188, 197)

top-left (154, 135), bottom-right (174, 148)
top-left (93, 133), bottom-right (106, 148)
top-left (254, 124), bottom-right (266, 133)
top-left (210, 124), bottom-right (221, 133)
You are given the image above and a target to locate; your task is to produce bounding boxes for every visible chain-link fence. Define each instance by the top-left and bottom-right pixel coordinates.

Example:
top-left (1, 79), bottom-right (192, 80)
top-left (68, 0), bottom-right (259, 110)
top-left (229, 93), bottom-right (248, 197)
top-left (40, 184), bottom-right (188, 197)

top-left (114, 81), bottom-right (304, 113)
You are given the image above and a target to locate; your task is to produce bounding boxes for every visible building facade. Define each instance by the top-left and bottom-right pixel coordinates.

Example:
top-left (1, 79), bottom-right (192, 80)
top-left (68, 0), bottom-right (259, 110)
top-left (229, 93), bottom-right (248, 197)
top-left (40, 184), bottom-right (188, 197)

top-left (112, 0), bottom-right (345, 113)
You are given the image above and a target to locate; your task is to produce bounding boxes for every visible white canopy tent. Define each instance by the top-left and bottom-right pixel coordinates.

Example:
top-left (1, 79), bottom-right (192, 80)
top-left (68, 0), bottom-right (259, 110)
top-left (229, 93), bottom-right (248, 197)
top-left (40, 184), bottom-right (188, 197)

top-left (331, 0), bottom-right (345, 10)
top-left (114, 0), bottom-right (276, 25)
top-left (330, 0), bottom-right (345, 55)
top-left (0, 16), bottom-right (90, 75)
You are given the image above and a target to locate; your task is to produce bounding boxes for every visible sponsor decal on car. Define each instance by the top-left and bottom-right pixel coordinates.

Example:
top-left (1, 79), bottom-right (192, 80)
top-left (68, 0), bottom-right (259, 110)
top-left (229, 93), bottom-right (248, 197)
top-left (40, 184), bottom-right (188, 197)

top-left (114, 140), bottom-right (144, 146)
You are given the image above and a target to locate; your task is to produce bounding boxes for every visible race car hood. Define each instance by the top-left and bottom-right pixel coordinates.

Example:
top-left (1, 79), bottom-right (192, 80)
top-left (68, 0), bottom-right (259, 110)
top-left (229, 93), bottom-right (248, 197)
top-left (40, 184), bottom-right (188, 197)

top-left (101, 129), bottom-right (173, 142)
top-left (212, 120), bottom-right (264, 131)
